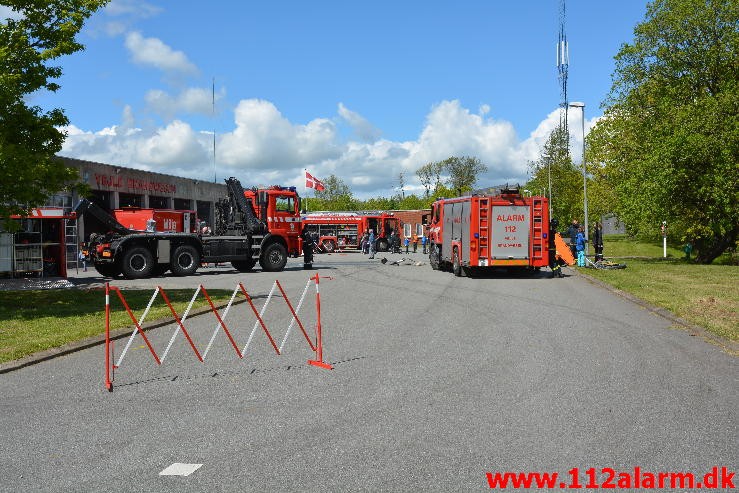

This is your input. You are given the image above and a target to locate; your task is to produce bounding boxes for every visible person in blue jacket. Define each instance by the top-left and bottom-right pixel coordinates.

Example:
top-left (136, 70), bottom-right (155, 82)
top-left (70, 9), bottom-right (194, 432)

top-left (576, 225), bottom-right (587, 267)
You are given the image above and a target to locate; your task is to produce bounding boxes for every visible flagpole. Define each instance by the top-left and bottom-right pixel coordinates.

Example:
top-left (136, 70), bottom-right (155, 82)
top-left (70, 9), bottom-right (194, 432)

top-left (304, 168), bottom-right (308, 212)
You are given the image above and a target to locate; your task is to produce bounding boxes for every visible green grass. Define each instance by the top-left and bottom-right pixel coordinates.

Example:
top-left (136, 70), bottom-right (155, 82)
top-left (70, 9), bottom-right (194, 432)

top-left (599, 234), bottom-right (685, 258)
top-left (583, 236), bottom-right (738, 342)
top-left (0, 289), bottom-right (235, 364)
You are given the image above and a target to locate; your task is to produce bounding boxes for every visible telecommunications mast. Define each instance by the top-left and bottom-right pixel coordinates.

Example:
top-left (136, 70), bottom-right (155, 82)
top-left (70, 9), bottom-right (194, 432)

top-left (556, 0), bottom-right (569, 144)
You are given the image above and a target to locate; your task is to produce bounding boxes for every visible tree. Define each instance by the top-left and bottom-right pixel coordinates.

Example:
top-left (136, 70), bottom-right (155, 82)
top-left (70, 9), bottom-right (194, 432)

top-left (0, 1), bottom-right (109, 226)
top-left (312, 174), bottom-right (356, 210)
top-left (416, 160), bottom-right (446, 198)
top-left (526, 127), bottom-right (585, 228)
top-left (442, 156), bottom-right (487, 195)
top-left (587, 0), bottom-right (738, 263)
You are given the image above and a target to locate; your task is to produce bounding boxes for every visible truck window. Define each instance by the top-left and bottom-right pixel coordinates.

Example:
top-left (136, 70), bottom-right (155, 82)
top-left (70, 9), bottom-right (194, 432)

top-left (275, 195), bottom-right (294, 213)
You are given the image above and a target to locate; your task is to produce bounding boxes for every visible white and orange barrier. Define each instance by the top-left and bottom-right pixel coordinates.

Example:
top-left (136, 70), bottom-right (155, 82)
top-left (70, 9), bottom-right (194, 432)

top-left (104, 274), bottom-right (332, 392)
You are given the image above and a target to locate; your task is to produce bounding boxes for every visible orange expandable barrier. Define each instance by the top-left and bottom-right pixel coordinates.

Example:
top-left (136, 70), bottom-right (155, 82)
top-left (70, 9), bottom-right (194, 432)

top-left (554, 233), bottom-right (575, 266)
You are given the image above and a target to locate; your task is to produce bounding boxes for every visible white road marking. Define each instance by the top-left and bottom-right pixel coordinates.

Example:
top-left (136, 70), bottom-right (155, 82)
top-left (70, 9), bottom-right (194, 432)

top-left (159, 463), bottom-right (203, 476)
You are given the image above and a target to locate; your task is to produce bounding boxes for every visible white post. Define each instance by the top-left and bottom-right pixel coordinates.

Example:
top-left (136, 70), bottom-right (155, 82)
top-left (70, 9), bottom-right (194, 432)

top-left (663, 236), bottom-right (667, 258)
top-left (662, 220), bottom-right (667, 258)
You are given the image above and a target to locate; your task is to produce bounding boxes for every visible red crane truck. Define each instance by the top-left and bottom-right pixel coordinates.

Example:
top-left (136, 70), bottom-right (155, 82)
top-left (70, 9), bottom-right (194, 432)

top-left (427, 187), bottom-right (549, 276)
top-left (74, 177), bottom-right (301, 279)
top-left (112, 208), bottom-right (198, 233)
top-left (301, 211), bottom-right (399, 252)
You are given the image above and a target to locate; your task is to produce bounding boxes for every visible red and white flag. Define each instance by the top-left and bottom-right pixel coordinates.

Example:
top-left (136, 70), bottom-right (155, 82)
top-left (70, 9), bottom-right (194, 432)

top-left (305, 171), bottom-right (325, 191)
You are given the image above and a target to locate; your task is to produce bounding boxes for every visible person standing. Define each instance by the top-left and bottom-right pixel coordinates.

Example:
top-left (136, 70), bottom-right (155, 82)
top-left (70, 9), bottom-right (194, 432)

top-left (412, 233), bottom-right (418, 253)
top-left (592, 222), bottom-right (604, 262)
top-left (361, 230), bottom-right (369, 254)
top-left (301, 226), bottom-right (314, 269)
top-left (404, 236), bottom-right (410, 254)
top-left (568, 219), bottom-right (580, 259)
top-left (368, 229), bottom-right (376, 259)
top-left (575, 225), bottom-right (587, 267)
top-left (78, 249), bottom-right (87, 272)
top-left (421, 234), bottom-right (427, 254)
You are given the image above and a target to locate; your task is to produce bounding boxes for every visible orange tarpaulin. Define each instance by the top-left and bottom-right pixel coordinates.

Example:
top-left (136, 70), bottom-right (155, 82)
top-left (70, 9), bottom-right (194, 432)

top-left (554, 233), bottom-right (575, 266)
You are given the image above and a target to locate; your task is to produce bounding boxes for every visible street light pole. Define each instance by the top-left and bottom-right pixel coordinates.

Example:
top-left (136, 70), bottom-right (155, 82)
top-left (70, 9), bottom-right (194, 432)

top-left (570, 101), bottom-right (587, 255)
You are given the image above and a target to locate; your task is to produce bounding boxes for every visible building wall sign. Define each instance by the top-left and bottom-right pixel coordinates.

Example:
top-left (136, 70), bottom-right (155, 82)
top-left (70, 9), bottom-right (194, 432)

top-left (94, 174), bottom-right (177, 194)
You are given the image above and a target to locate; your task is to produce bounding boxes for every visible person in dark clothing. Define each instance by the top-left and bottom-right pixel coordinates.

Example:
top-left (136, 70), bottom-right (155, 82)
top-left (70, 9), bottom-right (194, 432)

top-left (567, 219), bottom-right (580, 259)
top-left (301, 226), bottom-right (314, 269)
top-left (549, 218), bottom-right (564, 278)
top-left (592, 222), bottom-right (604, 262)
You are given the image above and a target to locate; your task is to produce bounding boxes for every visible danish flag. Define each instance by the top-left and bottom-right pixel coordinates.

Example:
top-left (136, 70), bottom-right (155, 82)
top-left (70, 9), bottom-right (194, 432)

top-left (305, 171), bottom-right (325, 191)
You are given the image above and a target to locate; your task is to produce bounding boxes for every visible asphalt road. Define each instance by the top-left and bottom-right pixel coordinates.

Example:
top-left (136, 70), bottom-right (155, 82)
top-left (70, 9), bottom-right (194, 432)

top-left (1, 251), bottom-right (736, 492)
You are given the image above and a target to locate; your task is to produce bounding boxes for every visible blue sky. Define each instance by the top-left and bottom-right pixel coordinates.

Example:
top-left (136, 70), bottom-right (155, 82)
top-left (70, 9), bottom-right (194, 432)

top-left (10, 1), bottom-right (648, 198)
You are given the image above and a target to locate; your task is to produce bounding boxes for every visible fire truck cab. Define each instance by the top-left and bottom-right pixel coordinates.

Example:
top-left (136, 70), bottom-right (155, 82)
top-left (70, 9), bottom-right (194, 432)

top-left (427, 187), bottom-right (549, 276)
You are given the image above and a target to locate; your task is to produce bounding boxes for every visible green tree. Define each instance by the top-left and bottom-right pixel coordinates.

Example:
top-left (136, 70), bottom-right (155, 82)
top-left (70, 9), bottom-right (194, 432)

top-left (311, 174), bottom-right (356, 210)
top-left (0, 0), bottom-right (109, 226)
top-left (415, 161), bottom-right (444, 197)
top-left (587, 0), bottom-right (738, 263)
top-left (526, 126), bottom-right (584, 228)
top-left (443, 156), bottom-right (487, 196)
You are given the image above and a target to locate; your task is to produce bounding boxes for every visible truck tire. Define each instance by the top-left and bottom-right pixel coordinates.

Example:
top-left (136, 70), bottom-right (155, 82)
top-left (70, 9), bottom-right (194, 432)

top-left (94, 263), bottom-right (121, 278)
top-left (259, 243), bottom-right (287, 272)
top-left (376, 238), bottom-right (389, 252)
top-left (170, 245), bottom-right (199, 277)
top-left (429, 244), bottom-right (440, 270)
top-left (121, 246), bottom-right (154, 279)
top-left (232, 257), bottom-right (256, 272)
top-left (452, 247), bottom-right (464, 277)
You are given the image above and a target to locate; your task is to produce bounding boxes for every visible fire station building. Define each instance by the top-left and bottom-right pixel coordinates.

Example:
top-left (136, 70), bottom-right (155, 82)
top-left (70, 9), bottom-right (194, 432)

top-left (0, 157), bottom-right (226, 278)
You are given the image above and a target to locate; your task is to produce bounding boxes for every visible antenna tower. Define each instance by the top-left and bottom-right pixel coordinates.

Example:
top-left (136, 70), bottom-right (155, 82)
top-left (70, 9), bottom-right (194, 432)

top-left (557, 0), bottom-right (569, 143)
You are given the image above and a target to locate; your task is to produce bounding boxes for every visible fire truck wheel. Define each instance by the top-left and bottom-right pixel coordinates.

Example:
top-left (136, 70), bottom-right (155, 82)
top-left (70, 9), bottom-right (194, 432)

top-left (121, 247), bottom-right (154, 279)
top-left (171, 245), bottom-right (199, 276)
top-left (231, 258), bottom-right (256, 272)
top-left (376, 239), bottom-right (389, 252)
top-left (429, 245), bottom-right (440, 270)
top-left (94, 263), bottom-right (121, 278)
top-left (452, 247), bottom-right (466, 277)
top-left (322, 240), bottom-right (335, 253)
top-left (259, 243), bottom-right (288, 272)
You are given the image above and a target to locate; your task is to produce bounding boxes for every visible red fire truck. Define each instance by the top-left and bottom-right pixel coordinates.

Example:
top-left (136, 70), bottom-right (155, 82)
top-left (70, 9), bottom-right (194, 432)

top-left (427, 187), bottom-right (549, 276)
top-left (75, 178), bottom-right (302, 279)
top-left (112, 208), bottom-right (198, 233)
top-left (301, 211), bottom-right (399, 252)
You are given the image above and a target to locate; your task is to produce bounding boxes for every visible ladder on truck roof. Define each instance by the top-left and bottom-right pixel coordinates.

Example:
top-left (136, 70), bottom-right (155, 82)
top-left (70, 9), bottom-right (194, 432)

top-left (531, 197), bottom-right (544, 261)
top-left (478, 197), bottom-right (489, 260)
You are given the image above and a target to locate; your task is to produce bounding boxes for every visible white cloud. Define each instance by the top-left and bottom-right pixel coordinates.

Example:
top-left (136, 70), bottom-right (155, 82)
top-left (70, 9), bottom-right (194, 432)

top-left (338, 103), bottom-right (381, 142)
top-left (218, 99), bottom-right (341, 170)
top-left (0, 6), bottom-right (23, 20)
top-left (104, 0), bottom-right (162, 18)
top-left (60, 98), bottom-right (597, 197)
top-left (124, 31), bottom-right (198, 75)
top-left (145, 87), bottom-right (225, 118)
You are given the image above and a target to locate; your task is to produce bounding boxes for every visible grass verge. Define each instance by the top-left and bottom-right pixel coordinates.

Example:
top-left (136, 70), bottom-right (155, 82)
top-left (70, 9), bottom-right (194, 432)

top-left (582, 235), bottom-right (738, 342)
top-left (0, 289), bottom-right (235, 364)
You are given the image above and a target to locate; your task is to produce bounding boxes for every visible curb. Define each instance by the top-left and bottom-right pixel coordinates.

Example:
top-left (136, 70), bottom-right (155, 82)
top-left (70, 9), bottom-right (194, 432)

top-left (0, 300), bottom-right (246, 375)
top-left (573, 268), bottom-right (739, 354)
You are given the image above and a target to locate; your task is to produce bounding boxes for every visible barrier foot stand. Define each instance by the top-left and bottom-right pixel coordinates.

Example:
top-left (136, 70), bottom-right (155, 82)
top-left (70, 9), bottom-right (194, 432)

top-left (308, 359), bottom-right (333, 370)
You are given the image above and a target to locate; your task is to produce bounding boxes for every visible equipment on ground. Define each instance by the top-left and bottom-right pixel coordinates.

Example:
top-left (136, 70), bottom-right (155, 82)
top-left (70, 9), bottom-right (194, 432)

top-left (427, 187), bottom-right (550, 276)
top-left (301, 211), bottom-right (399, 252)
top-left (73, 178), bottom-right (301, 279)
